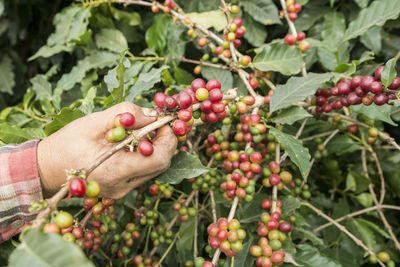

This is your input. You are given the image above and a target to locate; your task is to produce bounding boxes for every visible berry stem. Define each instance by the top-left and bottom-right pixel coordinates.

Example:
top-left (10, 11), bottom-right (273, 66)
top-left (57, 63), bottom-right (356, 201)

top-left (209, 190), bottom-right (217, 223)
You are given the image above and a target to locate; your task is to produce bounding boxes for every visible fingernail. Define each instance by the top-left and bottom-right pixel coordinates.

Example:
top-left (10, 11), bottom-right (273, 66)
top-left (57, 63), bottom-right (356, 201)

top-left (143, 108), bottom-right (158, 117)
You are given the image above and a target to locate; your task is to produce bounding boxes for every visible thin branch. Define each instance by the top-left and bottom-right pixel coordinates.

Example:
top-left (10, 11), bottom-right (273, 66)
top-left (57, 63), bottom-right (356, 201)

top-left (371, 151), bottom-right (386, 205)
top-left (301, 130), bottom-right (336, 142)
top-left (280, 118), bottom-right (308, 162)
top-left (210, 190), bottom-right (217, 223)
top-left (194, 191), bottom-right (199, 259)
top-left (313, 204), bottom-right (400, 232)
top-left (303, 201), bottom-right (385, 267)
top-left (80, 210), bottom-right (93, 228)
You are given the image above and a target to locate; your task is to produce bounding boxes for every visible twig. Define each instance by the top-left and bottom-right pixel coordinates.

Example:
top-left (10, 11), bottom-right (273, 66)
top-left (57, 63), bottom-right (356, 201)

top-left (362, 150), bottom-right (400, 251)
top-left (149, 190), bottom-right (196, 257)
top-left (301, 130), bottom-right (336, 142)
top-left (303, 201), bottom-right (385, 267)
top-left (156, 233), bottom-right (179, 267)
top-left (194, 191), bottom-right (199, 259)
top-left (304, 129), bottom-right (339, 179)
top-left (209, 190), bottom-right (217, 223)
top-left (80, 210), bottom-right (93, 228)
top-left (313, 204), bottom-right (400, 232)
top-left (371, 151), bottom-right (386, 205)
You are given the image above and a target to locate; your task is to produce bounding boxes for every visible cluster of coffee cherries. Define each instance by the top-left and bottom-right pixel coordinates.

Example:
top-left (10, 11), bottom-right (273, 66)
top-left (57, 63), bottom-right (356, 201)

top-left (150, 224), bottom-right (174, 246)
top-left (284, 32), bottom-right (309, 52)
top-left (315, 67), bottom-right (400, 113)
top-left (135, 209), bottom-right (159, 226)
top-left (250, 199), bottom-right (292, 267)
top-left (262, 161), bottom-right (293, 191)
top-left (150, 0), bottom-right (175, 13)
top-left (191, 170), bottom-right (220, 193)
top-left (172, 198), bottom-right (197, 222)
top-left (281, 0), bottom-right (302, 21)
top-left (369, 251), bottom-right (395, 267)
top-left (105, 112), bottom-right (155, 156)
top-left (148, 181), bottom-right (174, 198)
top-left (154, 78), bottom-right (225, 140)
top-left (133, 254), bottom-right (159, 267)
top-left (289, 179), bottom-right (311, 199)
top-left (112, 222), bottom-right (141, 258)
top-left (207, 218), bottom-right (246, 257)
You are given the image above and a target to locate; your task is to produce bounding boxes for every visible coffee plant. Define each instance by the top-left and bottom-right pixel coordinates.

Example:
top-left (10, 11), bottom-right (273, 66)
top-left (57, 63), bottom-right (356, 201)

top-left (1, 0), bottom-right (400, 267)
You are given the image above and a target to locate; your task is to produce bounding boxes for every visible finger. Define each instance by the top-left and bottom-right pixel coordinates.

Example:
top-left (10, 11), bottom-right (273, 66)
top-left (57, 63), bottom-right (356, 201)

top-left (114, 125), bottom-right (177, 176)
top-left (99, 102), bottom-right (158, 131)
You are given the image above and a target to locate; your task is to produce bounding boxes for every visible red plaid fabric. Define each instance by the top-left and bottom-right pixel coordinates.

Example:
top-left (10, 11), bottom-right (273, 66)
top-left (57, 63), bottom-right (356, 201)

top-left (0, 139), bottom-right (43, 242)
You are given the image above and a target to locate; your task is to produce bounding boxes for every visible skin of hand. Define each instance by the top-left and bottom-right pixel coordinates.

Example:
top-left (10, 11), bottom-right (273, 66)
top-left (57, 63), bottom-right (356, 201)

top-left (37, 102), bottom-right (178, 199)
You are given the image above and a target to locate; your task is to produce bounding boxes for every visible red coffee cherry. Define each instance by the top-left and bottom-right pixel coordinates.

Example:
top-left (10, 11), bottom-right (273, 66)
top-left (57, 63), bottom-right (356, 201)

top-left (164, 96), bottom-right (177, 109)
top-left (191, 78), bottom-right (206, 91)
top-left (115, 112), bottom-right (135, 129)
top-left (138, 140), bottom-right (154, 156)
top-left (154, 92), bottom-right (167, 108)
top-left (206, 79), bottom-right (221, 91)
top-left (176, 91), bottom-right (193, 109)
top-left (284, 34), bottom-right (296, 45)
top-left (173, 120), bottom-right (187, 136)
top-left (69, 178), bottom-right (86, 197)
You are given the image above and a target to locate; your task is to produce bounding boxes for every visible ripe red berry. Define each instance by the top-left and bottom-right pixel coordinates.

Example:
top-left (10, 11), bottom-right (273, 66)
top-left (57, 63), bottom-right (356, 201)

top-left (233, 38), bottom-right (242, 48)
top-left (374, 66), bottom-right (384, 80)
top-left (206, 112), bottom-right (218, 123)
top-left (297, 31), bottom-right (306, 41)
top-left (240, 55), bottom-right (252, 66)
top-left (154, 92), bottom-right (167, 108)
top-left (261, 199), bottom-right (272, 210)
top-left (389, 77), bottom-right (400, 90)
top-left (117, 112), bottom-right (135, 128)
top-left (288, 12), bottom-right (298, 21)
top-left (294, 3), bottom-right (302, 12)
top-left (138, 140), bottom-right (154, 156)
top-left (209, 89), bottom-right (223, 102)
top-left (370, 81), bottom-right (383, 95)
top-left (217, 229), bottom-right (228, 241)
top-left (191, 78), bottom-right (206, 91)
top-left (235, 27), bottom-right (246, 38)
top-left (338, 82), bottom-right (351, 95)
top-left (374, 94), bottom-right (388, 105)
top-left (164, 96), bottom-right (177, 109)
top-left (215, 46), bottom-right (223, 55)
top-left (361, 76), bottom-right (375, 91)
top-left (178, 109), bottom-right (192, 122)
top-left (232, 17), bottom-right (242, 27)
top-left (212, 102), bottom-right (225, 113)
top-left (279, 221), bottom-right (293, 233)
top-left (176, 91), bottom-right (193, 109)
top-left (173, 120), bottom-right (187, 136)
top-left (284, 34), bottom-right (296, 45)
top-left (351, 75), bottom-right (362, 89)
top-left (198, 37), bottom-right (208, 47)
top-left (269, 161), bottom-right (280, 173)
top-left (69, 178), bottom-right (86, 197)
top-left (322, 103), bottom-right (333, 113)
top-left (269, 174), bottom-right (280, 185)
top-left (249, 77), bottom-right (259, 89)
top-left (200, 99), bottom-right (213, 113)
top-left (151, 5), bottom-right (159, 13)
top-left (266, 219), bottom-right (278, 230)
top-left (206, 79), bottom-right (221, 91)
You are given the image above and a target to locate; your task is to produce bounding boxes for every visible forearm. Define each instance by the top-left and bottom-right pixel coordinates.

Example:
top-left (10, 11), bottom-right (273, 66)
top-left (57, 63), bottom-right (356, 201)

top-left (0, 139), bottom-right (43, 242)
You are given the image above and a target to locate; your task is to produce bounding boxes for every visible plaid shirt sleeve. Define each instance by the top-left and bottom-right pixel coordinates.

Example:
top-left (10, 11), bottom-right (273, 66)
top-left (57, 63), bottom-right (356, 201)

top-left (0, 139), bottom-right (43, 242)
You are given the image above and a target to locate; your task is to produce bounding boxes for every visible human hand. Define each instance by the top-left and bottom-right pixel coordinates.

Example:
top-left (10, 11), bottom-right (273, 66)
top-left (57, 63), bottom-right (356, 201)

top-left (37, 102), bottom-right (178, 199)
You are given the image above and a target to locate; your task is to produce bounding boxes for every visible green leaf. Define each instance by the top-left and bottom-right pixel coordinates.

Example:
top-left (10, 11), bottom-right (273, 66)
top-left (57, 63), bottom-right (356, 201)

top-left (239, 0), bottom-right (281, 25)
top-left (242, 11), bottom-right (267, 47)
top-left (269, 127), bottom-right (312, 179)
top-left (42, 6), bottom-right (91, 48)
top-left (272, 106), bottom-right (311, 125)
top-left (44, 107), bottom-right (84, 136)
top-left (29, 45), bottom-right (73, 61)
top-left (357, 219), bottom-right (390, 239)
top-left (281, 196), bottom-right (302, 216)
top-left (174, 67), bottom-right (195, 85)
top-left (292, 227), bottom-right (324, 246)
top-left (176, 216), bottom-right (195, 263)
top-left (321, 11), bottom-right (346, 50)
top-left (294, 4), bottom-right (330, 32)
top-left (31, 75), bottom-right (52, 101)
top-left (145, 14), bottom-right (170, 54)
top-left (80, 87), bottom-right (97, 115)
top-left (295, 244), bottom-right (342, 267)
top-left (354, 0), bottom-right (369, 8)
top-left (318, 42), bottom-right (350, 70)
top-left (347, 219), bottom-right (376, 250)
top-left (95, 28), bottom-right (128, 53)
top-left (381, 56), bottom-right (399, 88)
top-left (110, 6), bottom-right (141, 26)
top-left (360, 27), bottom-right (382, 54)
top-left (9, 228), bottom-right (93, 267)
top-left (166, 24), bottom-right (187, 60)
top-left (253, 43), bottom-right (304, 76)
top-left (201, 66), bottom-right (233, 92)
top-left (57, 51), bottom-right (120, 91)
top-left (0, 56), bottom-right (14, 94)
top-left (157, 151), bottom-right (212, 184)
top-left (238, 193), bottom-right (269, 223)
top-left (186, 10), bottom-right (227, 31)
top-left (105, 54), bottom-right (129, 102)
top-left (125, 66), bottom-right (169, 101)
top-left (269, 73), bottom-right (332, 112)
top-left (352, 104), bottom-right (397, 126)
top-left (0, 124), bottom-right (43, 143)
top-left (232, 238), bottom-right (254, 267)
top-left (326, 135), bottom-right (362, 155)
top-left (341, 0), bottom-right (400, 43)
top-left (354, 193), bottom-right (374, 208)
